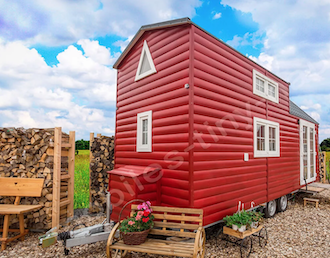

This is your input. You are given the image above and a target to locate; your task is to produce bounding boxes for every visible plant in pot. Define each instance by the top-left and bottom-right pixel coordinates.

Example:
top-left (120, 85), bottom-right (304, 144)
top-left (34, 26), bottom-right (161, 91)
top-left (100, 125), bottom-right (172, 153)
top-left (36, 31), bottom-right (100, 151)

top-left (119, 201), bottom-right (154, 245)
top-left (223, 210), bottom-right (251, 232)
top-left (248, 210), bottom-right (263, 229)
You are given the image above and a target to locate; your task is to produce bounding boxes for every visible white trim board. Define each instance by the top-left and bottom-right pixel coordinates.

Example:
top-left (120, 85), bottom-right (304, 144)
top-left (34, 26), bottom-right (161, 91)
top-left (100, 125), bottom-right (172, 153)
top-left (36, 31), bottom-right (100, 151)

top-left (135, 40), bottom-right (157, 81)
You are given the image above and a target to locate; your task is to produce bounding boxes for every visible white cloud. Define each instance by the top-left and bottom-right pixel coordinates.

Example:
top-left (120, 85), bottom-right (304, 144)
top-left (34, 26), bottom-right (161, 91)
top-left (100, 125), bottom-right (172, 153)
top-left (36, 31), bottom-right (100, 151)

top-left (213, 12), bottom-right (222, 19)
top-left (0, 40), bottom-right (116, 139)
top-left (0, 0), bottom-right (202, 46)
top-left (222, 0), bottom-right (330, 140)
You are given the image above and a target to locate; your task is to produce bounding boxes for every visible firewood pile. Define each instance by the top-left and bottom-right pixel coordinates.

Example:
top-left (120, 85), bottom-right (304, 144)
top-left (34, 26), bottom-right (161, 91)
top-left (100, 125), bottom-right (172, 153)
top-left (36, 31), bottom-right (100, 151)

top-left (89, 135), bottom-right (114, 213)
top-left (319, 151), bottom-right (326, 182)
top-left (0, 127), bottom-right (69, 229)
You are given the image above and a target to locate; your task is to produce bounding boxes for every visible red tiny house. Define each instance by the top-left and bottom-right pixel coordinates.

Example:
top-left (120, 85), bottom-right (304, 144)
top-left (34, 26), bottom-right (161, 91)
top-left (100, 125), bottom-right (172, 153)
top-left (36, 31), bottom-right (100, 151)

top-left (110, 18), bottom-right (319, 226)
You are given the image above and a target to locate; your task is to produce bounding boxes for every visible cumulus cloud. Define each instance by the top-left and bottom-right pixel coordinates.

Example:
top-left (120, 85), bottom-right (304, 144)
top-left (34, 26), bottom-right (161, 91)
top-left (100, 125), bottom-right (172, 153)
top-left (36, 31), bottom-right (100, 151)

top-left (0, 0), bottom-right (202, 46)
top-left (222, 0), bottom-right (330, 140)
top-left (0, 40), bottom-right (116, 139)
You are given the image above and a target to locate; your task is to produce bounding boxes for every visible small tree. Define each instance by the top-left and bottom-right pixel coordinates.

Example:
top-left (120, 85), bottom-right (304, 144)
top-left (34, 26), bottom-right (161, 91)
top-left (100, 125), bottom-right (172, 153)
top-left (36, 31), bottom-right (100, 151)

top-left (320, 138), bottom-right (330, 151)
top-left (75, 139), bottom-right (90, 150)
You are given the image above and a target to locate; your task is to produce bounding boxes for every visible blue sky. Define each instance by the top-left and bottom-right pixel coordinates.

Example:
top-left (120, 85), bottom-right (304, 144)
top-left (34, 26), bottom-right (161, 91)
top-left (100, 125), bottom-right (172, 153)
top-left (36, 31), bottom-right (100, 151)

top-left (0, 0), bottom-right (329, 142)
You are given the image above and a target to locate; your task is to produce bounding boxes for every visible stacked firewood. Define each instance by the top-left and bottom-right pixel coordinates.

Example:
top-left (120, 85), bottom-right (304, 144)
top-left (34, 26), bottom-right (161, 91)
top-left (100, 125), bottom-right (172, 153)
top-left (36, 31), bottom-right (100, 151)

top-left (0, 127), bottom-right (69, 229)
top-left (89, 135), bottom-right (114, 213)
top-left (319, 151), bottom-right (326, 183)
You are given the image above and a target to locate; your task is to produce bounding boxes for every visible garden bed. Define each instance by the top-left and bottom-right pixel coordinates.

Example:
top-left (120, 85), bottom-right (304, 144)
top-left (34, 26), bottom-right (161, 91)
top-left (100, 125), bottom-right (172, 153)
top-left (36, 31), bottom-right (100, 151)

top-left (1, 188), bottom-right (330, 258)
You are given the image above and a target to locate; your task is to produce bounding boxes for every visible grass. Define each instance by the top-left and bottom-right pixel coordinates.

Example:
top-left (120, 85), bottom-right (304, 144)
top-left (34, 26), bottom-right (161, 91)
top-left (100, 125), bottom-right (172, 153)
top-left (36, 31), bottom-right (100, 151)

top-left (74, 149), bottom-right (90, 209)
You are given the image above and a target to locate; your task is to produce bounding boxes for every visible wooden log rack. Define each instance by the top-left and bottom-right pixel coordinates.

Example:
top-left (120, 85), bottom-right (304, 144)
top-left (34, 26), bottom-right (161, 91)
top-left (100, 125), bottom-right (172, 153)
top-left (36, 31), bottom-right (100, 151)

top-left (220, 225), bottom-right (268, 258)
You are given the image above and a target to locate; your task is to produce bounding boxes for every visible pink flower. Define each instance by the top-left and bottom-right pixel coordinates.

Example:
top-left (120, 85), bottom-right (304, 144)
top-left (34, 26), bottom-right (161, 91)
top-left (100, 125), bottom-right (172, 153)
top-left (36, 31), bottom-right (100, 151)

top-left (138, 211), bottom-right (144, 216)
top-left (137, 204), bottom-right (143, 210)
top-left (135, 215), bottom-right (142, 221)
top-left (128, 221), bottom-right (135, 226)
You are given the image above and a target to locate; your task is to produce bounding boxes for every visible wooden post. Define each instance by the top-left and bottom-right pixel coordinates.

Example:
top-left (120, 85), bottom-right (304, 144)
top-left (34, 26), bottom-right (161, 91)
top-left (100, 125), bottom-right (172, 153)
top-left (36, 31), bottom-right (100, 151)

top-left (89, 133), bottom-right (94, 209)
top-left (67, 131), bottom-right (75, 218)
top-left (323, 151), bottom-right (327, 183)
top-left (52, 127), bottom-right (62, 229)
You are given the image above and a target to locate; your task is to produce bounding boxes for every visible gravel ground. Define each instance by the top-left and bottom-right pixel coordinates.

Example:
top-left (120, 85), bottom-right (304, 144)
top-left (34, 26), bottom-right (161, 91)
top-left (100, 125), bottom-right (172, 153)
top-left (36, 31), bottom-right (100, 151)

top-left (1, 188), bottom-right (330, 258)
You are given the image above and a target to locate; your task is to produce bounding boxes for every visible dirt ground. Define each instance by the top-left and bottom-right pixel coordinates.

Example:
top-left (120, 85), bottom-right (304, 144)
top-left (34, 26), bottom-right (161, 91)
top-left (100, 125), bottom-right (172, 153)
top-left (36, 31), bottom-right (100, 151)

top-left (1, 188), bottom-right (330, 258)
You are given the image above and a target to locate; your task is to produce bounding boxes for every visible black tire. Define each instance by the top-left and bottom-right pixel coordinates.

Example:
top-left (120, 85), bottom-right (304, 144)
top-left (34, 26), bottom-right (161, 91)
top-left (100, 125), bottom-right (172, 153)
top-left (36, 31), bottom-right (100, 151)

top-left (265, 200), bottom-right (277, 218)
top-left (276, 195), bottom-right (288, 212)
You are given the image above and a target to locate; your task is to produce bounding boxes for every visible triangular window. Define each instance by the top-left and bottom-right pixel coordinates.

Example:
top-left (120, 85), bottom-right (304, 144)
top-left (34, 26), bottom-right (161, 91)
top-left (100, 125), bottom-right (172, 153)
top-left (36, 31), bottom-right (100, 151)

top-left (135, 40), bottom-right (157, 81)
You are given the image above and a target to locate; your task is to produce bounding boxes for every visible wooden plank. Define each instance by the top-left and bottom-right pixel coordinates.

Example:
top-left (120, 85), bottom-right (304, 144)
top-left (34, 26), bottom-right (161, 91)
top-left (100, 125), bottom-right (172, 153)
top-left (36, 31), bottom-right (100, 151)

top-left (67, 131), bottom-right (75, 218)
top-left (152, 213), bottom-right (203, 223)
top-left (154, 221), bottom-right (200, 230)
top-left (150, 229), bottom-right (196, 238)
top-left (0, 178), bottom-right (44, 197)
top-left (110, 239), bottom-right (194, 257)
top-left (60, 199), bottom-right (70, 207)
top-left (52, 127), bottom-right (61, 229)
top-left (47, 148), bottom-right (69, 157)
top-left (131, 205), bottom-right (203, 215)
top-left (223, 225), bottom-right (263, 239)
top-left (49, 142), bottom-right (72, 148)
top-left (89, 132), bottom-right (94, 210)
top-left (0, 205), bottom-right (42, 215)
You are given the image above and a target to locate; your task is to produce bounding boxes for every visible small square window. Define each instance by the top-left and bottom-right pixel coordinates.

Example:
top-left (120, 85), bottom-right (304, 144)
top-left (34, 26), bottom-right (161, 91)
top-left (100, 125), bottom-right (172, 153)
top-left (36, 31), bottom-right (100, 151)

top-left (253, 70), bottom-right (279, 103)
top-left (137, 111), bottom-right (152, 152)
top-left (254, 117), bottom-right (280, 157)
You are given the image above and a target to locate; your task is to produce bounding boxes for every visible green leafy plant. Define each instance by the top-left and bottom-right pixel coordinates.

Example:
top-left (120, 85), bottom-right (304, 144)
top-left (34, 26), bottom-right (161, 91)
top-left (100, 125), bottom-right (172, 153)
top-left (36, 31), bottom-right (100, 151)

top-left (119, 202), bottom-right (154, 234)
top-left (223, 210), bottom-right (263, 228)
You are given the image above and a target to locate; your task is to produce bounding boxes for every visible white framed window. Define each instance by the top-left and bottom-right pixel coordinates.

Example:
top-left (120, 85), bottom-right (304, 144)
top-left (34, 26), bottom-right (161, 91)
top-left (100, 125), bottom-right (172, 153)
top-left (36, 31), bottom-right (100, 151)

top-left (253, 117), bottom-right (280, 157)
top-left (300, 119), bottom-right (316, 185)
top-left (137, 111), bottom-right (152, 152)
top-left (135, 40), bottom-right (157, 81)
top-left (253, 70), bottom-right (279, 103)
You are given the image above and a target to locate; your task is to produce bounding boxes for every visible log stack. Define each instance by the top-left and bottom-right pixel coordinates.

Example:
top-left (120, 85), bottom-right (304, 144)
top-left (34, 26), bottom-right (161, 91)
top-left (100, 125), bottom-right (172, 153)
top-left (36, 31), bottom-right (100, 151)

top-left (0, 127), bottom-right (69, 229)
top-left (89, 135), bottom-right (114, 213)
top-left (319, 151), bottom-right (326, 183)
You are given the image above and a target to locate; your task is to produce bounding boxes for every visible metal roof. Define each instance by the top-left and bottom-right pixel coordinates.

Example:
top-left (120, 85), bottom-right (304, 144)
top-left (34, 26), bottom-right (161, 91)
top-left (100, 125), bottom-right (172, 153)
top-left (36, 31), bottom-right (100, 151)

top-left (290, 100), bottom-right (319, 124)
top-left (113, 17), bottom-right (290, 85)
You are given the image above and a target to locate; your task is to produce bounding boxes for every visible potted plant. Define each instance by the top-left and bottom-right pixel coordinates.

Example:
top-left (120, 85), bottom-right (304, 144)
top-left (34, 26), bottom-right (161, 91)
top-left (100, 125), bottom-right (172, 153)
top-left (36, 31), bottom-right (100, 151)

top-left (248, 210), bottom-right (263, 229)
top-left (223, 210), bottom-right (251, 232)
top-left (119, 201), bottom-right (154, 245)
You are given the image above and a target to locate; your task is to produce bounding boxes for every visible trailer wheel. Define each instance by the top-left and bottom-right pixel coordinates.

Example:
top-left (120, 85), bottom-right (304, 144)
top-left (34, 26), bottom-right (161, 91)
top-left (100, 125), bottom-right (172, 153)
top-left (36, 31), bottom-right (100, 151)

top-left (276, 195), bottom-right (288, 212)
top-left (265, 200), bottom-right (277, 218)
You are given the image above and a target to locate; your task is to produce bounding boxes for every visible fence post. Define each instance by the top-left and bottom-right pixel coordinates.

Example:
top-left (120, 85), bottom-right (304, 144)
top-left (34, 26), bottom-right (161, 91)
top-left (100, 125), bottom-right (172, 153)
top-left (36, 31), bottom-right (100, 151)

top-left (89, 132), bottom-right (94, 209)
top-left (323, 151), bottom-right (326, 183)
top-left (68, 131), bottom-right (75, 218)
top-left (52, 127), bottom-right (62, 229)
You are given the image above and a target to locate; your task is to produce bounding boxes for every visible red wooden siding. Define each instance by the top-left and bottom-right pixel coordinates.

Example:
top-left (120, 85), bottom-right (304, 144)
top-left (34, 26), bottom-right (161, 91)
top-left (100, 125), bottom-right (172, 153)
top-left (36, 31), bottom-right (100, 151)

top-left (115, 25), bottom-right (192, 209)
top-left (191, 26), bottom-right (305, 225)
top-left (113, 21), bottom-right (319, 227)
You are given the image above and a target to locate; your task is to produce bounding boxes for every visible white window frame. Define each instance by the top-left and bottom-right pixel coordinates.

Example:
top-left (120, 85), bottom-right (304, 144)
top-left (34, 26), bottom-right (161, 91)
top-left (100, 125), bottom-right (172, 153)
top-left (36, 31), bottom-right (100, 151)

top-left (137, 110), bottom-right (152, 152)
top-left (253, 70), bottom-right (279, 103)
top-left (299, 119), bottom-right (316, 185)
top-left (253, 117), bottom-right (280, 157)
top-left (135, 40), bottom-right (157, 81)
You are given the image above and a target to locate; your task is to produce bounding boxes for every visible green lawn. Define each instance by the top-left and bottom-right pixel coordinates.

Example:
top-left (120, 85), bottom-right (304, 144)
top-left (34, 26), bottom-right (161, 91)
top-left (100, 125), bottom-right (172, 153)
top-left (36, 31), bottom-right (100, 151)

top-left (74, 150), bottom-right (90, 209)
top-left (326, 152), bottom-right (330, 182)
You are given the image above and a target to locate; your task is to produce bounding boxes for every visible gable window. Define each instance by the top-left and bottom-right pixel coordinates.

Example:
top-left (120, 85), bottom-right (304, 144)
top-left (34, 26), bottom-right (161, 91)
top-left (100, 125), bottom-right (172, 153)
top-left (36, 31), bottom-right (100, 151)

top-left (135, 40), bottom-right (157, 81)
top-left (137, 111), bottom-right (152, 152)
top-left (254, 117), bottom-right (280, 157)
top-left (253, 70), bottom-right (279, 103)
